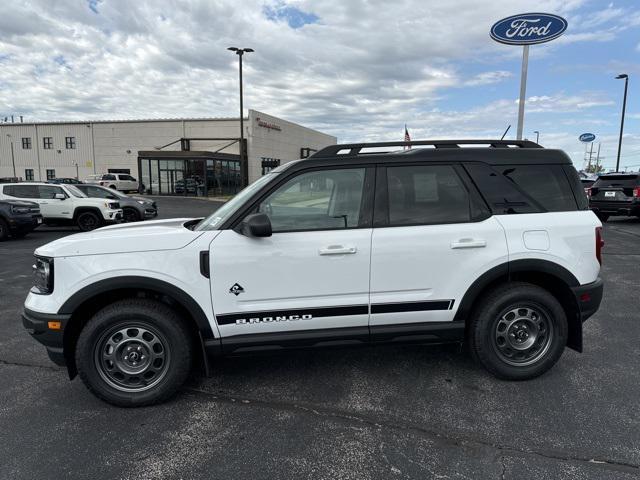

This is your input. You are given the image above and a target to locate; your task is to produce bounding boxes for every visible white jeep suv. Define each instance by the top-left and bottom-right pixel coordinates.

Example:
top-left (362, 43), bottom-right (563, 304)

top-left (22, 140), bottom-right (604, 406)
top-left (0, 182), bottom-right (123, 231)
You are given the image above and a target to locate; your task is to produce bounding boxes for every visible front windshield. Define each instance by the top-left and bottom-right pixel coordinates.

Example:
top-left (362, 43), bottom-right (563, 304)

top-left (104, 187), bottom-right (126, 198)
top-left (195, 173), bottom-right (276, 231)
top-left (66, 184), bottom-right (88, 198)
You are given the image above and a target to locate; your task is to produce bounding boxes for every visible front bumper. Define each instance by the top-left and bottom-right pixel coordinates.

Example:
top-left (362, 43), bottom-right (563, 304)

top-left (103, 209), bottom-right (123, 224)
top-left (143, 207), bottom-right (158, 219)
top-left (572, 277), bottom-right (604, 322)
top-left (22, 308), bottom-right (69, 366)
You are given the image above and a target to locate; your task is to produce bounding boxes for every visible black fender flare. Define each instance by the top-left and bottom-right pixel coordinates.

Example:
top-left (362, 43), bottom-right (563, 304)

top-left (58, 275), bottom-right (215, 339)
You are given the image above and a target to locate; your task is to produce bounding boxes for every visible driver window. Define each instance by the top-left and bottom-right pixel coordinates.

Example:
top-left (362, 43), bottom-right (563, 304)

top-left (258, 168), bottom-right (366, 232)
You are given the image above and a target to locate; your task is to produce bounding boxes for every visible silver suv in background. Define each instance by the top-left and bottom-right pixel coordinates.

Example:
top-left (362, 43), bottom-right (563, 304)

top-left (75, 184), bottom-right (157, 222)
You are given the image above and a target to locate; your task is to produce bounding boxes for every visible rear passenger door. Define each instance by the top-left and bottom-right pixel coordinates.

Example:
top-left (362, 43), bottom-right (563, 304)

top-left (369, 164), bottom-right (509, 334)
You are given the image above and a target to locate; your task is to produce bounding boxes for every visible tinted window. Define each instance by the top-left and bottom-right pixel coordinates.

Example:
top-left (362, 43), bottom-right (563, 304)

top-left (500, 165), bottom-right (577, 212)
top-left (3, 185), bottom-right (39, 198)
top-left (258, 168), bottom-right (366, 232)
top-left (81, 185), bottom-right (112, 198)
top-left (593, 175), bottom-right (639, 188)
top-left (103, 174), bottom-right (116, 180)
top-left (38, 185), bottom-right (65, 199)
top-left (563, 166), bottom-right (588, 210)
top-left (120, 175), bottom-right (135, 181)
top-left (386, 165), bottom-right (471, 226)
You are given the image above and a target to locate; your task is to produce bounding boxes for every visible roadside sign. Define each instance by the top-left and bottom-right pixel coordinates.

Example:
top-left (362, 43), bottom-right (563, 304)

top-left (579, 133), bottom-right (596, 143)
top-left (491, 13), bottom-right (568, 45)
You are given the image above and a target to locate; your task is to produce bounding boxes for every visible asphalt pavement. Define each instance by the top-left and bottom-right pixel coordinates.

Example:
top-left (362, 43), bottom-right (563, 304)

top-left (0, 197), bottom-right (639, 479)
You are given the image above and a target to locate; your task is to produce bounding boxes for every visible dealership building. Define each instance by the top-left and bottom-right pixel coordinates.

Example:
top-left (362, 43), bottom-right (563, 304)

top-left (0, 110), bottom-right (336, 196)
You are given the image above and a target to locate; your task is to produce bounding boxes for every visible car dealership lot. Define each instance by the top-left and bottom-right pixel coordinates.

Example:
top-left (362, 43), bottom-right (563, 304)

top-left (1, 197), bottom-right (639, 479)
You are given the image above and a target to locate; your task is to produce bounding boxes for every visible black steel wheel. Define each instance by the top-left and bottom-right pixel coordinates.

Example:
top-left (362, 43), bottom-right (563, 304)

top-left (76, 299), bottom-right (193, 407)
top-left (468, 282), bottom-right (567, 380)
top-left (77, 211), bottom-right (101, 231)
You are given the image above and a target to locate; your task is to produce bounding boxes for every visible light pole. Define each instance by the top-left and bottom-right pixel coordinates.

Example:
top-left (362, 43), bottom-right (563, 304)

top-left (615, 74), bottom-right (629, 173)
top-left (228, 46), bottom-right (254, 187)
top-left (533, 130), bottom-right (540, 144)
top-left (6, 134), bottom-right (16, 177)
top-left (74, 162), bottom-right (79, 180)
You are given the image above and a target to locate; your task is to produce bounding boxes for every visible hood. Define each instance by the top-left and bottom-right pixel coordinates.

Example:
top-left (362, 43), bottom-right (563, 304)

top-left (35, 218), bottom-right (205, 257)
top-left (79, 197), bottom-right (120, 208)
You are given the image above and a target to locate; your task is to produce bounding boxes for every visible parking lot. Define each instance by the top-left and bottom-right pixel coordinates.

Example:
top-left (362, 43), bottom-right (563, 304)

top-left (0, 196), bottom-right (639, 479)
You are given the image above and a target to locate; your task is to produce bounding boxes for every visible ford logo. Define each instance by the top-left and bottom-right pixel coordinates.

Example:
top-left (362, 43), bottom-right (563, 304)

top-left (579, 133), bottom-right (596, 143)
top-left (491, 13), bottom-right (568, 45)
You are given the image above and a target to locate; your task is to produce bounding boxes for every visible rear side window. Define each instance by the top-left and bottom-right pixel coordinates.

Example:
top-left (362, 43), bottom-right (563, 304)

top-left (38, 185), bottom-right (65, 199)
top-left (500, 165), bottom-right (578, 212)
top-left (103, 174), bottom-right (116, 180)
top-left (466, 163), bottom-right (578, 213)
top-left (3, 185), bottom-right (39, 198)
top-left (385, 165), bottom-right (472, 226)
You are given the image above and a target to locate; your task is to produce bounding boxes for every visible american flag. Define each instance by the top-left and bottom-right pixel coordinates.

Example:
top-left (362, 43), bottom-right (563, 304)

top-left (404, 124), bottom-right (411, 149)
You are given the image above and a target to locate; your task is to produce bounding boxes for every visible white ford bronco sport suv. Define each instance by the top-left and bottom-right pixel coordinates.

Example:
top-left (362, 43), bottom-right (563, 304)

top-left (22, 140), bottom-right (604, 406)
top-left (0, 182), bottom-right (123, 231)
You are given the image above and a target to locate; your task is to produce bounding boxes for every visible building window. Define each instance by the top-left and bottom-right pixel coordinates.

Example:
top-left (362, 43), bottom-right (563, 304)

top-left (46, 169), bottom-right (56, 180)
top-left (22, 137), bottom-right (32, 149)
top-left (65, 137), bottom-right (76, 149)
top-left (43, 137), bottom-right (53, 149)
top-left (25, 169), bottom-right (34, 181)
top-left (261, 157), bottom-right (281, 175)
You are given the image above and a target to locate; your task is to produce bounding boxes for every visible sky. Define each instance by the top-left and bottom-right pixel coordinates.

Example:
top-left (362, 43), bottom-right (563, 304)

top-left (0, 0), bottom-right (638, 170)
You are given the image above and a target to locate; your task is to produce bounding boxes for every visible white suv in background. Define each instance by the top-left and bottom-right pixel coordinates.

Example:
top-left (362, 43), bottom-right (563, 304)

top-left (85, 173), bottom-right (139, 192)
top-left (0, 182), bottom-right (123, 231)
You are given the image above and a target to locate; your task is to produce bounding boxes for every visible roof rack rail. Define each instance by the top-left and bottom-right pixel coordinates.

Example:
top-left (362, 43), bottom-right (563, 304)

top-left (311, 139), bottom-right (542, 158)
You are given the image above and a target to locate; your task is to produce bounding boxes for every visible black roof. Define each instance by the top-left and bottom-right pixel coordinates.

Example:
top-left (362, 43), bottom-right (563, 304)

top-left (303, 139), bottom-right (572, 167)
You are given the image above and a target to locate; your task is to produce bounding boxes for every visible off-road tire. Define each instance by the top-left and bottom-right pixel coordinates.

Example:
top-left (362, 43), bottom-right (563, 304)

top-left (468, 282), bottom-right (567, 380)
top-left (75, 299), bottom-right (193, 407)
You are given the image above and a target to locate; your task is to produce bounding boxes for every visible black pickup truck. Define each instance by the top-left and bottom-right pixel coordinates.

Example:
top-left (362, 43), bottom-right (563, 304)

top-left (0, 200), bottom-right (43, 241)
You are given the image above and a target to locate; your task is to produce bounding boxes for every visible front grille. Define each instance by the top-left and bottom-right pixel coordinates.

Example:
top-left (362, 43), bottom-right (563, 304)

top-left (110, 202), bottom-right (120, 209)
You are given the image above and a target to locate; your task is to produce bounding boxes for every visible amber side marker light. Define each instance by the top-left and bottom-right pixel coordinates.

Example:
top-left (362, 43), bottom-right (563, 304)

top-left (47, 321), bottom-right (62, 330)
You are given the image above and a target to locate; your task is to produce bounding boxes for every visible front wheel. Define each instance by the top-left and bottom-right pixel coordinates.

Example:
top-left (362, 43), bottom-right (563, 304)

top-left (76, 299), bottom-right (193, 407)
top-left (123, 207), bottom-right (140, 222)
top-left (76, 211), bottom-right (102, 231)
top-left (468, 282), bottom-right (567, 380)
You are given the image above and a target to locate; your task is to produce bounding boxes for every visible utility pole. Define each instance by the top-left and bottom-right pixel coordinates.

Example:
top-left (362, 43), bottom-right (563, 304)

top-left (6, 134), bottom-right (16, 177)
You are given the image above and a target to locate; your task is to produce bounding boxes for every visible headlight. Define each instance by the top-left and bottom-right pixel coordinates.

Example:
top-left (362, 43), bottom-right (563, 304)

top-left (10, 205), bottom-right (31, 214)
top-left (137, 200), bottom-right (146, 205)
top-left (105, 202), bottom-right (119, 209)
top-left (32, 256), bottom-right (54, 295)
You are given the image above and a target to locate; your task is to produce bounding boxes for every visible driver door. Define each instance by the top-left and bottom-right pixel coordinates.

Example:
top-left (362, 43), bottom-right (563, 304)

top-left (210, 166), bottom-right (375, 352)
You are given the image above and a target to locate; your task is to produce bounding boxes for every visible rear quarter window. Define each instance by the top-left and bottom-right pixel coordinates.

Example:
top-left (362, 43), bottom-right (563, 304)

top-left (3, 184), bottom-right (39, 198)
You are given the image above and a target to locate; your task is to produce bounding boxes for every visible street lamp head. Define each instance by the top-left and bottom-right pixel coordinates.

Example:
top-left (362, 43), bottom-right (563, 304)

top-left (227, 47), bottom-right (239, 52)
top-left (616, 74), bottom-right (628, 79)
top-left (243, 48), bottom-right (254, 53)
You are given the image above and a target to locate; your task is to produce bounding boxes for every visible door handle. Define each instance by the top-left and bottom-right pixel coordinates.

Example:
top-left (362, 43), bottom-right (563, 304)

top-left (451, 238), bottom-right (486, 249)
top-left (319, 245), bottom-right (357, 255)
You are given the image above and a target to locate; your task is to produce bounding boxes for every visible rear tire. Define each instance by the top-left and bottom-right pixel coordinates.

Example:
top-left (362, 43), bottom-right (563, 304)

top-left (75, 299), bottom-right (193, 407)
top-left (468, 282), bottom-right (567, 380)
top-left (0, 219), bottom-right (8, 241)
top-left (76, 211), bottom-right (102, 231)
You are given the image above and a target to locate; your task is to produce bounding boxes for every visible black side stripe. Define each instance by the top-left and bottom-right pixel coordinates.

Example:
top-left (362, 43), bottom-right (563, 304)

top-left (216, 305), bottom-right (369, 325)
top-left (371, 299), bottom-right (454, 314)
top-left (216, 300), bottom-right (455, 326)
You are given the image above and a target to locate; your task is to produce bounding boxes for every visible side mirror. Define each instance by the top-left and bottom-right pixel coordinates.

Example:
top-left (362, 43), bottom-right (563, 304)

top-left (54, 193), bottom-right (65, 200)
top-left (236, 213), bottom-right (272, 237)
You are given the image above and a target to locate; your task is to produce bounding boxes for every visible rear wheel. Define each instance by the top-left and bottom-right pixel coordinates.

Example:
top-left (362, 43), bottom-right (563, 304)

top-left (76, 211), bottom-right (102, 231)
top-left (75, 299), bottom-right (193, 407)
top-left (468, 282), bottom-right (567, 380)
top-left (123, 207), bottom-right (140, 222)
top-left (0, 219), bottom-right (8, 241)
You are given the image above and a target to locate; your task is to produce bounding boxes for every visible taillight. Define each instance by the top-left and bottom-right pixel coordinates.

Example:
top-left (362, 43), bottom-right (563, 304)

top-left (633, 187), bottom-right (640, 198)
top-left (595, 227), bottom-right (604, 265)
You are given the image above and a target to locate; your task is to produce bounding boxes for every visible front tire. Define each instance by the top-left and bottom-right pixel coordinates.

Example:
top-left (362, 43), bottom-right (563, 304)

top-left (468, 282), bottom-right (567, 380)
top-left (123, 207), bottom-right (140, 222)
top-left (76, 299), bottom-right (193, 407)
top-left (76, 211), bottom-right (102, 231)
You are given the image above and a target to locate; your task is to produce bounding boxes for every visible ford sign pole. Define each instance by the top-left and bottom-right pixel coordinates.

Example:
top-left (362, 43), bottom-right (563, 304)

top-left (491, 14), bottom-right (568, 140)
top-left (516, 45), bottom-right (529, 140)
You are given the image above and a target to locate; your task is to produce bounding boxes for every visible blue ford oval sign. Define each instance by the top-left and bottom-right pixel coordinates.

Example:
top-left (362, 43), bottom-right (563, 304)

top-left (579, 133), bottom-right (596, 143)
top-left (491, 13), bottom-right (568, 45)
